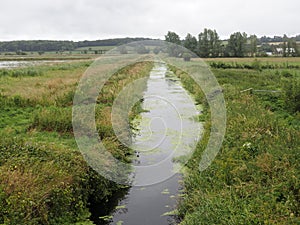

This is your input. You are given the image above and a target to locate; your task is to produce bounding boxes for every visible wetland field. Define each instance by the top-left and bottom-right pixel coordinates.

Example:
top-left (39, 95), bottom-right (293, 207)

top-left (0, 55), bottom-right (299, 225)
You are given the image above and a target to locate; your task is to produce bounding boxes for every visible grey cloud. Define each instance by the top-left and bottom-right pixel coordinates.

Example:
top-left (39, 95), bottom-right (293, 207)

top-left (0, 0), bottom-right (299, 41)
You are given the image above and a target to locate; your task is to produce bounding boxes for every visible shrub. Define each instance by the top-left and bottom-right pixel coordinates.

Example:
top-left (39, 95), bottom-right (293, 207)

top-left (31, 106), bottom-right (73, 133)
top-left (282, 79), bottom-right (300, 113)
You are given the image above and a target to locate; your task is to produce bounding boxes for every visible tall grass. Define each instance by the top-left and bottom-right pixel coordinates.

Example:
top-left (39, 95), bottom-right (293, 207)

top-left (0, 60), bottom-right (153, 224)
top-left (173, 62), bottom-right (300, 224)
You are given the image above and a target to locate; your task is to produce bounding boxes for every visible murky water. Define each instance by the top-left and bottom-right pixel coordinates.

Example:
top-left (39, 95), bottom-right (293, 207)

top-left (93, 62), bottom-right (202, 225)
top-left (0, 60), bottom-right (68, 68)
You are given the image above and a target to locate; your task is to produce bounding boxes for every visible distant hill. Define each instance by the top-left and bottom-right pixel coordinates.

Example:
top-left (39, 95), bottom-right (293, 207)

top-left (0, 37), bottom-right (153, 52)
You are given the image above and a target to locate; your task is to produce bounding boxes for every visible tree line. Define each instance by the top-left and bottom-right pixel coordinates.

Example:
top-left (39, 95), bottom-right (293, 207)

top-left (0, 38), bottom-right (150, 52)
top-left (0, 32), bottom-right (298, 58)
top-left (165, 30), bottom-right (300, 58)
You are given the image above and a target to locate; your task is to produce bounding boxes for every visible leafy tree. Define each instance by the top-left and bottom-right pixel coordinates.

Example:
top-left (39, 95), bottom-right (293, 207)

top-left (165, 31), bottom-right (181, 45)
top-left (282, 34), bottom-right (288, 57)
top-left (209, 29), bottom-right (221, 57)
top-left (291, 40), bottom-right (300, 57)
top-left (184, 33), bottom-right (197, 53)
top-left (165, 31), bottom-right (182, 57)
top-left (198, 29), bottom-right (221, 57)
top-left (198, 29), bottom-right (209, 57)
top-left (248, 35), bottom-right (258, 57)
top-left (227, 32), bottom-right (248, 57)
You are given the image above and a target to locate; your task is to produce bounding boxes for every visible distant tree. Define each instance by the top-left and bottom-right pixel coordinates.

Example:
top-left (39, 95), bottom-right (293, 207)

top-left (165, 31), bottom-right (182, 57)
top-left (248, 35), bottom-right (258, 57)
top-left (165, 31), bottom-right (181, 45)
top-left (184, 33), bottom-right (197, 53)
top-left (292, 40), bottom-right (300, 57)
top-left (209, 29), bottom-right (221, 57)
top-left (227, 32), bottom-right (248, 57)
top-left (198, 29), bottom-right (209, 57)
top-left (198, 29), bottom-right (221, 57)
top-left (282, 34), bottom-right (288, 57)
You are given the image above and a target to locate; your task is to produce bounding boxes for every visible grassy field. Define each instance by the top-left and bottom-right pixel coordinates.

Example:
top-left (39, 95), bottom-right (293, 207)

top-left (0, 55), bottom-right (299, 224)
top-left (173, 58), bottom-right (300, 224)
top-left (0, 59), bottom-right (153, 224)
top-left (75, 46), bottom-right (115, 51)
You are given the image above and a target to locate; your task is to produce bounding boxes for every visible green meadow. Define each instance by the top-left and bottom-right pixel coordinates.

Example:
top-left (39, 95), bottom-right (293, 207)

top-left (0, 56), bottom-right (299, 224)
top-left (0, 59), bottom-right (153, 224)
top-left (174, 57), bottom-right (300, 225)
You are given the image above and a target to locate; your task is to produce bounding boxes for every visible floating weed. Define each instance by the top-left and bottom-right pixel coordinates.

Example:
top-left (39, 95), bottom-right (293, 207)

top-left (99, 215), bottom-right (113, 221)
top-left (161, 209), bottom-right (179, 217)
top-left (115, 205), bottom-right (127, 210)
top-left (161, 189), bottom-right (170, 195)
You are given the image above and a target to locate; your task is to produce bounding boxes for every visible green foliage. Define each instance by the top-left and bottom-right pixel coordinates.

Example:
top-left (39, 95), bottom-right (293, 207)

top-left (227, 32), bottom-right (248, 57)
top-left (172, 63), bottom-right (300, 224)
top-left (184, 33), bottom-right (197, 54)
top-left (0, 60), bottom-right (153, 224)
top-left (0, 134), bottom-right (123, 225)
top-left (209, 61), bottom-right (300, 70)
top-left (165, 31), bottom-right (183, 57)
top-left (31, 107), bottom-right (73, 133)
top-left (0, 68), bottom-right (43, 77)
top-left (282, 78), bottom-right (300, 113)
top-left (198, 28), bottom-right (221, 57)
top-left (251, 59), bottom-right (262, 71)
top-left (165, 31), bottom-right (181, 45)
top-left (0, 38), bottom-right (151, 52)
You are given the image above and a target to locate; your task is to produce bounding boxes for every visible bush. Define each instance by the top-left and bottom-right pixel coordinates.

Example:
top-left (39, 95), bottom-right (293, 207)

top-left (0, 135), bottom-right (121, 225)
top-left (31, 106), bottom-right (73, 133)
top-left (282, 79), bottom-right (300, 113)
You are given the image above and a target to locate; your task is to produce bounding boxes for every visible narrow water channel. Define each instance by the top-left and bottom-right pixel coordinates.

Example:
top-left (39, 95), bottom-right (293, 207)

top-left (94, 61), bottom-right (202, 225)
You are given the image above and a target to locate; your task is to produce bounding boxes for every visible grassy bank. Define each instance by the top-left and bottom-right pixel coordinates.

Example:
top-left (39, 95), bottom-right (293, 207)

top-left (0, 59), bottom-right (153, 224)
top-left (172, 58), bottom-right (300, 224)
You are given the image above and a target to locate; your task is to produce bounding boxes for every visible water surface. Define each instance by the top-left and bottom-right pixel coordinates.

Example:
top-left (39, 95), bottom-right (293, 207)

top-left (0, 60), bottom-right (68, 68)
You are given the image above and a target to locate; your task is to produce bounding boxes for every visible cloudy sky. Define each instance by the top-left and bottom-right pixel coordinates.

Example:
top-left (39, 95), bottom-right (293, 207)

top-left (0, 0), bottom-right (299, 41)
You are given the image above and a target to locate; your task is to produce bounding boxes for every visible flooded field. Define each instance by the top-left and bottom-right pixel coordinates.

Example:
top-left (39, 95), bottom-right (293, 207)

top-left (0, 60), bottom-right (70, 68)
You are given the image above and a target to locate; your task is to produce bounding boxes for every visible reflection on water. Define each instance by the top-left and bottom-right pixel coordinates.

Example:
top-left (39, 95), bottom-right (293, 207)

top-left (94, 62), bottom-right (202, 225)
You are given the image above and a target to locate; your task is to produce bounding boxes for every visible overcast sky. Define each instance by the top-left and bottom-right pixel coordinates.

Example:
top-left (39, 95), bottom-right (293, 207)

top-left (0, 0), bottom-right (299, 41)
